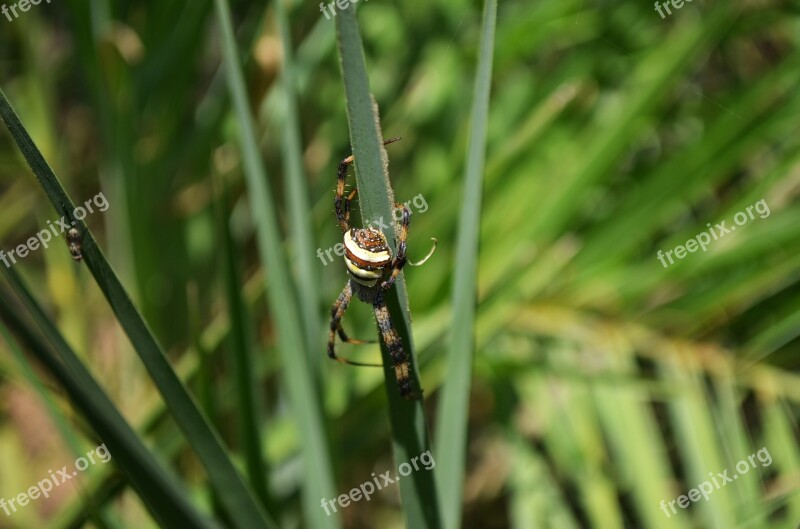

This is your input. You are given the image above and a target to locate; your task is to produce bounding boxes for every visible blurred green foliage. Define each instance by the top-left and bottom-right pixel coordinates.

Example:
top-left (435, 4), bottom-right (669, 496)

top-left (0, 0), bottom-right (799, 528)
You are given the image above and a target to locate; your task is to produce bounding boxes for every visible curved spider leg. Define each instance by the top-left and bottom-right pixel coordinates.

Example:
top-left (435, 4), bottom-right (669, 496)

top-left (373, 290), bottom-right (416, 399)
top-left (328, 281), bottom-right (382, 367)
top-left (335, 137), bottom-right (403, 233)
top-left (407, 237), bottom-right (438, 266)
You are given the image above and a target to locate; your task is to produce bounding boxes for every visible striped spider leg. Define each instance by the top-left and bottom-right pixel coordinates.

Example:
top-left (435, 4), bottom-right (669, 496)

top-left (327, 140), bottom-right (436, 399)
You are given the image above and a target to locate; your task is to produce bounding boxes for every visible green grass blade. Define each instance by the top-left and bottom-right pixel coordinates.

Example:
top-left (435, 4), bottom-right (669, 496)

top-left (52, 271), bottom-right (271, 529)
top-left (433, 0), bottom-right (497, 527)
top-left (274, 0), bottom-right (323, 373)
top-left (0, 87), bottom-right (277, 529)
top-left (212, 1), bottom-right (340, 527)
top-left (215, 182), bottom-right (271, 509)
top-left (3, 303), bottom-right (123, 529)
top-left (507, 433), bottom-right (580, 529)
top-left (335, 6), bottom-right (442, 528)
top-left (0, 280), bottom-right (218, 529)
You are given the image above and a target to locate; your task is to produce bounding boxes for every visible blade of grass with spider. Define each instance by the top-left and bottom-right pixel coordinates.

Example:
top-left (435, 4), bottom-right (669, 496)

top-left (335, 6), bottom-right (442, 528)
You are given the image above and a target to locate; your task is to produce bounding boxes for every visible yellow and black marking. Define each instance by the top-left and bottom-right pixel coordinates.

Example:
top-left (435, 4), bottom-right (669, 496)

top-left (377, 205), bottom-right (409, 291)
top-left (327, 281), bottom-right (381, 367)
top-left (327, 136), bottom-right (433, 400)
top-left (343, 228), bottom-right (392, 286)
top-left (373, 293), bottom-right (413, 398)
top-left (334, 137), bottom-right (402, 234)
top-left (335, 156), bottom-right (357, 233)
top-left (327, 281), bottom-right (353, 363)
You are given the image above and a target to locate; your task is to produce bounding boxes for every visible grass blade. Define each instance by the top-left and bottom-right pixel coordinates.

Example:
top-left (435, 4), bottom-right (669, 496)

top-left (274, 0), bottom-right (323, 373)
top-left (3, 303), bottom-right (123, 529)
top-left (0, 279), bottom-right (218, 529)
top-left (0, 87), bottom-right (277, 529)
top-left (335, 6), bottom-right (442, 528)
top-left (212, 1), bottom-right (341, 527)
top-left (433, 1), bottom-right (497, 527)
top-left (215, 181), bottom-right (270, 509)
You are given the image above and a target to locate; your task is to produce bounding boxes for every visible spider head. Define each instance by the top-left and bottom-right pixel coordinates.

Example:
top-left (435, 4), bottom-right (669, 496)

top-left (343, 228), bottom-right (392, 286)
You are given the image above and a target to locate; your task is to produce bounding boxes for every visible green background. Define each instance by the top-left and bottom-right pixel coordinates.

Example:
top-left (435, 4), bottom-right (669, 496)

top-left (0, 0), bottom-right (798, 528)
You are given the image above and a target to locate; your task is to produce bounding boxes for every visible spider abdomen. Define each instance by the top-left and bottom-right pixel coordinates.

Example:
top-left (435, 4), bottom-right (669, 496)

top-left (66, 227), bottom-right (83, 261)
top-left (343, 228), bottom-right (392, 286)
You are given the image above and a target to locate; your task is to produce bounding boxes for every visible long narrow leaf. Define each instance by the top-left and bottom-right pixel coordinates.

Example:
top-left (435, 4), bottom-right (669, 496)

top-left (215, 180), bottom-right (270, 509)
top-left (335, 6), bottom-right (442, 528)
top-left (0, 87), bottom-right (276, 529)
top-left (0, 281), bottom-right (218, 529)
top-left (274, 0), bottom-right (323, 372)
top-left (434, 1), bottom-right (497, 527)
top-left (211, 1), bottom-right (341, 528)
top-left (3, 302), bottom-right (123, 529)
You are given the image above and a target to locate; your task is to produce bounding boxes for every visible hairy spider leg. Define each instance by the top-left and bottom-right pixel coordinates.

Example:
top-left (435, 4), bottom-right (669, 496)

top-left (379, 204), bottom-right (410, 290)
top-left (327, 281), bottom-right (382, 367)
top-left (380, 205), bottom-right (437, 290)
top-left (373, 289), bottom-right (416, 399)
top-left (335, 137), bottom-right (402, 233)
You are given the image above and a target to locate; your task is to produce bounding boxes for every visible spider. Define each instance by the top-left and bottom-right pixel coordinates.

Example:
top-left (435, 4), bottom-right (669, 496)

top-left (66, 227), bottom-right (83, 261)
top-left (327, 138), bottom-right (436, 400)
top-left (59, 203), bottom-right (83, 262)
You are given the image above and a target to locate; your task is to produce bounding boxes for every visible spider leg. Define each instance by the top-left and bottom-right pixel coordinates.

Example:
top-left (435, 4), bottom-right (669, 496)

top-left (328, 281), bottom-right (382, 367)
top-left (373, 290), bottom-right (416, 399)
top-left (335, 157), bottom-right (356, 233)
top-left (408, 238), bottom-right (438, 266)
top-left (381, 204), bottom-right (438, 290)
top-left (335, 137), bottom-right (403, 233)
top-left (337, 324), bottom-right (378, 345)
top-left (380, 204), bottom-right (411, 290)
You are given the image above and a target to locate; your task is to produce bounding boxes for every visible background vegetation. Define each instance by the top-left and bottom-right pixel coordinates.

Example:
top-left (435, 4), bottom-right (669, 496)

top-left (0, 0), bottom-right (798, 528)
